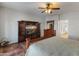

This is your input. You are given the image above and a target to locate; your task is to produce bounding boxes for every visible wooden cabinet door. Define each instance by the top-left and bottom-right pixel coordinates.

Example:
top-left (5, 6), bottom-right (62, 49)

top-left (18, 21), bottom-right (26, 42)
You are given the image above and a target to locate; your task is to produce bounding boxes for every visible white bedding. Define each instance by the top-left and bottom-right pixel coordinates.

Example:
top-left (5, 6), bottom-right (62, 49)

top-left (26, 37), bottom-right (79, 56)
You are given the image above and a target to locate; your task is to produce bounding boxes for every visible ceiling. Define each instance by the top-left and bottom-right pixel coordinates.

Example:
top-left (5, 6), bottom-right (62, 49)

top-left (0, 2), bottom-right (79, 16)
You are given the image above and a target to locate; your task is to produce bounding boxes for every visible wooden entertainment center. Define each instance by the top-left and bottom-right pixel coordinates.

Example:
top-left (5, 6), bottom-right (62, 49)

top-left (18, 21), bottom-right (40, 43)
top-left (18, 20), bottom-right (56, 43)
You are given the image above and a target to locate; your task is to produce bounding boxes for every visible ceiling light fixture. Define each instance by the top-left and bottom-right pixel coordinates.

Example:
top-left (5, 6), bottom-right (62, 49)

top-left (39, 2), bottom-right (60, 14)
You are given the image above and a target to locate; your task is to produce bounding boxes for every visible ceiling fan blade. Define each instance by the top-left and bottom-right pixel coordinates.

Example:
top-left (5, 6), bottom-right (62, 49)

top-left (41, 10), bottom-right (46, 13)
top-left (39, 7), bottom-right (46, 9)
top-left (51, 8), bottom-right (60, 10)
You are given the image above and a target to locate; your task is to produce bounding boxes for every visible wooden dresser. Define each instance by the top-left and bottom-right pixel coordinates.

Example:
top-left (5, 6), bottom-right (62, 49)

top-left (44, 29), bottom-right (56, 38)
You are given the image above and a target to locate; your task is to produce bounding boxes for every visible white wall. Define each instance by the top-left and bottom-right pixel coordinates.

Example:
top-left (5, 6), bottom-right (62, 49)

top-left (0, 7), bottom-right (41, 43)
top-left (0, 7), bottom-right (6, 40)
top-left (61, 12), bottom-right (79, 40)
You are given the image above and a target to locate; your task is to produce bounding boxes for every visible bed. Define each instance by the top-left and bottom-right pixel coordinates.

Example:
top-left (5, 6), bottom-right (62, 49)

top-left (25, 36), bottom-right (79, 56)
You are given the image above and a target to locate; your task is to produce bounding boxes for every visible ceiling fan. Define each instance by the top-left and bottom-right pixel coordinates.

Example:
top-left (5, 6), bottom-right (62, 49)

top-left (39, 3), bottom-right (60, 14)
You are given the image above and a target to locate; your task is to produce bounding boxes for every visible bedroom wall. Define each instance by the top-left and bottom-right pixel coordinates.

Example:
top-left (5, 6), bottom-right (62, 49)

top-left (61, 12), bottom-right (79, 40)
top-left (0, 7), bottom-right (6, 40)
top-left (0, 7), bottom-right (41, 43)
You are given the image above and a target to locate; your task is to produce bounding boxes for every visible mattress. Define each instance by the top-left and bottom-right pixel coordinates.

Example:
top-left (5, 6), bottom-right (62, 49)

top-left (25, 37), bottom-right (79, 56)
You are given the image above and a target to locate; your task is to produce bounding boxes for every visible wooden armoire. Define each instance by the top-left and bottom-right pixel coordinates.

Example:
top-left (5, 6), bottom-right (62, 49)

top-left (18, 21), bottom-right (40, 43)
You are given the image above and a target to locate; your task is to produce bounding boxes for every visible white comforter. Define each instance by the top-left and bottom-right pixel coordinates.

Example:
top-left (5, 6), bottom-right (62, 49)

top-left (26, 37), bottom-right (79, 56)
